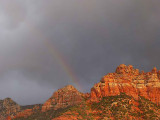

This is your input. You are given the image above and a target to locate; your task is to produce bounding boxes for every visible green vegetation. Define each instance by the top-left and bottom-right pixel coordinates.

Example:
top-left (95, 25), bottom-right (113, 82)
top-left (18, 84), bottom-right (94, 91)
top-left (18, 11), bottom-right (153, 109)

top-left (137, 96), bottom-right (159, 119)
top-left (14, 106), bottom-right (71, 120)
top-left (91, 93), bottom-right (160, 120)
top-left (14, 93), bottom-right (160, 120)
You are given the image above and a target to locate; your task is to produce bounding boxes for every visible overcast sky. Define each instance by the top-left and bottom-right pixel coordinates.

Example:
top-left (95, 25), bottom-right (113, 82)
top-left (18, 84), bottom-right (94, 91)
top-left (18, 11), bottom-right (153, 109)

top-left (0, 0), bottom-right (160, 105)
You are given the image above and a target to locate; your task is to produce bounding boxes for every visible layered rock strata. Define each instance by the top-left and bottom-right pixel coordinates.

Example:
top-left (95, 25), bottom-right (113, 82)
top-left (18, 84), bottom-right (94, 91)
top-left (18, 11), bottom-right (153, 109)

top-left (91, 64), bottom-right (160, 105)
top-left (42, 85), bottom-right (85, 112)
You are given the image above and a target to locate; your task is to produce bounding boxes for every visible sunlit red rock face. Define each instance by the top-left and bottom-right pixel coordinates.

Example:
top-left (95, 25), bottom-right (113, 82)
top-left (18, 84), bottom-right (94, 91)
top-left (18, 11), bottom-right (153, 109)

top-left (91, 64), bottom-right (160, 105)
top-left (7, 85), bottom-right (85, 119)
top-left (4, 64), bottom-right (160, 119)
top-left (42, 85), bottom-right (85, 112)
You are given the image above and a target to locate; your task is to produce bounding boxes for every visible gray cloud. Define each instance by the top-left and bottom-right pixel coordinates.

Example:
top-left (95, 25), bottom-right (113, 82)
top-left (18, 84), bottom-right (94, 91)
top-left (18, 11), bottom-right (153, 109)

top-left (0, 0), bottom-right (160, 105)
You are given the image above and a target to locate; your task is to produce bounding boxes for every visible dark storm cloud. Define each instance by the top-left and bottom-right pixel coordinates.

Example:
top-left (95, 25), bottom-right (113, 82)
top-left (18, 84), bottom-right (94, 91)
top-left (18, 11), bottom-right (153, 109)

top-left (0, 0), bottom-right (160, 105)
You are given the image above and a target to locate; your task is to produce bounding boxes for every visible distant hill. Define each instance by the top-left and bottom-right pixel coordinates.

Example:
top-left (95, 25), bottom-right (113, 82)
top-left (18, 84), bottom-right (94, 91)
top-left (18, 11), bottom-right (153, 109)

top-left (2, 64), bottom-right (160, 120)
top-left (0, 98), bottom-right (41, 120)
top-left (0, 98), bottom-right (20, 120)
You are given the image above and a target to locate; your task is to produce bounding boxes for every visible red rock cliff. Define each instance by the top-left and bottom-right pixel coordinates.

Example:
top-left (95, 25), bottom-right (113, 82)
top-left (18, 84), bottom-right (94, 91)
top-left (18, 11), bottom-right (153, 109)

top-left (91, 64), bottom-right (160, 105)
top-left (42, 85), bottom-right (85, 112)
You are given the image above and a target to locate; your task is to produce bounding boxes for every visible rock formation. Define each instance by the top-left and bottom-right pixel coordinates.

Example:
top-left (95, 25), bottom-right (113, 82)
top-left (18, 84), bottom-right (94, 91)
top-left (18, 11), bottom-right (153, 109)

top-left (11, 105), bottom-right (40, 119)
top-left (3, 64), bottom-right (160, 120)
top-left (42, 85), bottom-right (85, 112)
top-left (91, 64), bottom-right (160, 105)
top-left (0, 98), bottom-right (20, 120)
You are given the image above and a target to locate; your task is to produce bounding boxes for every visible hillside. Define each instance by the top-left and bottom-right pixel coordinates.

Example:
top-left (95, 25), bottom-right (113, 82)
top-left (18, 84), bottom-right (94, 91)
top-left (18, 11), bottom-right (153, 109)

top-left (0, 98), bottom-right (20, 120)
top-left (12, 93), bottom-right (160, 120)
top-left (2, 64), bottom-right (160, 120)
top-left (0, 98), bottom-right (41, 120)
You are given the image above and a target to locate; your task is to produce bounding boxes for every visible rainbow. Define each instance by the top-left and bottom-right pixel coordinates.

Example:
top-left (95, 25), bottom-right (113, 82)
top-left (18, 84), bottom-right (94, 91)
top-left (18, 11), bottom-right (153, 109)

top-left (44, 40), bottom-right (82, 91)
top-left (25, 22), bottom-right (82, 91)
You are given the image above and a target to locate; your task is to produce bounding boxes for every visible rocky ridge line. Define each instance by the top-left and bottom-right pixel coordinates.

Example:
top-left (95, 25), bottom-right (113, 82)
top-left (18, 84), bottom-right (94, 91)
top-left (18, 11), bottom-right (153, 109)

top-left (91, 64), bottom-right (160, 105)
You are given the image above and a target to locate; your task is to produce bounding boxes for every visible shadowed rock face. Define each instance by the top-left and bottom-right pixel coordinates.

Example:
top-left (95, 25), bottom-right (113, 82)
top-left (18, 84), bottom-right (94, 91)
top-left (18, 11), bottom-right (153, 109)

top-left (0, 98), bottom-right (41, 120)
top-left (91, 64), bottom-right (160, 105)
top-left (11, 105), bottom-right (40, 119)
top-left (42, 85), bottom-right (85, 112)
top-left (0, 98), bottom-right (20, 120)
top-left (3, 64), bottom-right (160, 119)
top-left (5, 85), bottom-right (86, 119)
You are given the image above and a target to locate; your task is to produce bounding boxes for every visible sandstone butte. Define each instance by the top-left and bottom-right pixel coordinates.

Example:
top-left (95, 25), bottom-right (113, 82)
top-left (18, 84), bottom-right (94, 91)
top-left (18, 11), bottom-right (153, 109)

top-left (42, 85), bottom-right (86, 112)
top-left (91, 64), bottom-right (160, 105)
top-left (42, 64), bottom-right (160, 112)
top-left (4, 64), bottom-right (160, 119)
